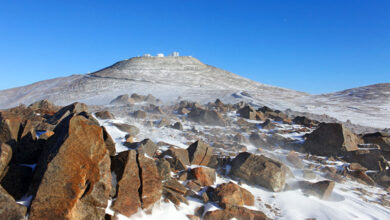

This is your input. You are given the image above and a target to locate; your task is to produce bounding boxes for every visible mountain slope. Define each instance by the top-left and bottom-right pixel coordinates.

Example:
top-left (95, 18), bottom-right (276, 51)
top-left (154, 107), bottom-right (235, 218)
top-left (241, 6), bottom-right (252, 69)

top-left (0, 56), bottom-right (388, 128)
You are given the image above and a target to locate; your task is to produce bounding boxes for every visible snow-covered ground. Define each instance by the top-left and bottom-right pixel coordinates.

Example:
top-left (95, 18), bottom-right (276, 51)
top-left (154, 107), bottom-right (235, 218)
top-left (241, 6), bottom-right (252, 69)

top-left (95, 107), bottom-right (390, 220)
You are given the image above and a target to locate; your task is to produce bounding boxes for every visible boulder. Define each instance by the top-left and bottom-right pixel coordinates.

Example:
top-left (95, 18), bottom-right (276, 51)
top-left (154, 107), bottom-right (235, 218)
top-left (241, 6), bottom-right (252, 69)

top-left (102, 126), bottom-right (116, 156)
top-left (231, 152), bottom-right (286, 192)
top-left (111, 150), bottom-right (141, 217)
top-left (155, 158), bottom-right (171, 180)
top-left (363, 132), bottom-right (390, 151)
top-left (237, 106), bottom-right (257, 120)
top-left (29, 115), bottom-right (112, 220)
top-left (95, 111), bottom-right (115, 119)
top-left (299, 180), bottom-right (335, 200)
top-left (113, 123), bottom-right (140, 136)
top-left (28, 99), bottom-right (57, 114)
top-left (161, 147), bottom-right (190, 171)
top-left (171, 122), bottom-right (183, 130)
top-left (302, 123), bottom-right (362, 156)
top-left (138, 139), bottom-right (158, 157)
top-left (343, 149), bottom-right (388, 171)
top-left (131, 93), bottom-right (145, 102)
top-left (163, 179), bottom-right (187, 195)
top-left (0, 143), bottom-right (12, 180)
top-left (48, 102), bottom-right (88, 124)
top-left (191, 167), bottom-right (216, 186)
top-left (286, 151), bottom-right (304, 169)
top-left (0, 186), bottom-right (27, 220)
top-left (212, 182), bottom-right (254, 208)
top-left (110, 94), bottom-right (135, 105)
top-left (137, 153), bottom-right (162, 210)
top-left (188, 108), bottom-right (225, 126)
top-left (293, 116), bottom-right (318, 127)
top-left (133, 110), bottom-right (147, 119)
top-left (203, 205), bottom-right (268, 220)
top-left (260, 119), bottom-right (276, 130)
top-left (187, 140), bottom-right (213, 165)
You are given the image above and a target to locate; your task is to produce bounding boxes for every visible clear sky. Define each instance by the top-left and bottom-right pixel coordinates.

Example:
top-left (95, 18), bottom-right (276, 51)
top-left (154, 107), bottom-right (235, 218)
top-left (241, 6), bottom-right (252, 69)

top-left (0, 0), bottom-right (389, 94)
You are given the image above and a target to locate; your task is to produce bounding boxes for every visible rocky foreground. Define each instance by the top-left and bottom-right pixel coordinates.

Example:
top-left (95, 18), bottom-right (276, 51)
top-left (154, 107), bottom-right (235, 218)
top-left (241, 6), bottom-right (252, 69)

top-left (0, 95), bottom-right (389, 219)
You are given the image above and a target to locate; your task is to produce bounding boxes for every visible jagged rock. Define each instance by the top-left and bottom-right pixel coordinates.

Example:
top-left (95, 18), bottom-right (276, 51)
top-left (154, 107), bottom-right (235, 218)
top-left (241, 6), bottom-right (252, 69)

top-left (131, 93), bottom-right (145, 102)
top-left (261, 119), bottom-right (276, 129)
top-left (161, 147), bottom-right (190, 171)
top-left (95, 110), bottom-right (115, 119)
top-left (139, 139), bottom-right (158, 157)
top-left (0, 115), bottom-right (23, 146)
top-left (237, 106), bottom-right (257, 120)
top-left (363, 132), bottom-right (390, 151)
top-left (231, 152), bottom-right (286, 192)
top-left (29, 115), bottom-right (112, 220)
top-left (133, 110), bottom-right (147, 119)
top-left (111, 150), bottom-right (141, 217)
top-left (286, 151), bottom-right (304, 168)
top-left (102, 126), bottom-right (116, 156)
top-left (212, 182), bottom-right (254, 208)
top-left (171, 122), bottom-right (183, 130)
top-left (303, 123), bottom-right (362, 156)
top-left (349, 170), bottom-right (375, 185)
top-left (28, 99), bottom-right (57, 114)
top-left (186, 180), bottom-right (202, 192)
top-left (144, 94), bottom-right (157, 103)
top-left (349, 162), bottom-right (367, 171)
top-left (293, 116), bottom-right (318, 127)
top-left (163, 188), bottom-right (188, 206)
top-left (343, 149), bottom-right (388, 171)
top-left (207, 155), bottom-right (230, 169)
top-left (156, 158), bottom-right (171, 180)
top-left (188, 108), bottom-right (225, 126)
top-left (191, 167), bottom-right (216, 186)
top-left (187, 140), bottom-right (213, 165)
top-left (1, 165), bottom-right (33, 200)
top-left (49, 102), bottom-right (88, 124)
top-left (203, 205), bottom-right (268, 220)
top-left (299, 180), bottom-right (335, 200)
top-left (113, 123), bottom-right (140, 136)
top-left (0, 143), bottom-right (11, 180)
top-left (110, 94), bottom-right (135, 105)
top-left (0, 186), bottom-right (27, 220)
top-left (163, 179), bottom-right (187, 195)
top-left (137, 153), bottom-right (162, 210)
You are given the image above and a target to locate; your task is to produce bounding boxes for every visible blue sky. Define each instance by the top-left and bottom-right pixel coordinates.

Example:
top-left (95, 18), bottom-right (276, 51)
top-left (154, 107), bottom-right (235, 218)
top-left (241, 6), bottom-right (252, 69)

top-left (0, 0), bottom-right (389, 94)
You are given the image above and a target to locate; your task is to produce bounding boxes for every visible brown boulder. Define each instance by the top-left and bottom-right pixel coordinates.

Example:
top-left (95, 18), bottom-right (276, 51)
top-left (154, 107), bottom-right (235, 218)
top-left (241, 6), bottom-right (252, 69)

top-left (213, 182), bottom-right (254, 208)
top-left (191, 167), bottom-right (216, 186)
top-left (343, 149), bottom-right (388, 171)
top-left (95, 111), bottom-right (115, 120)
top-left (139, 139), bottom-right (158, 157)
top-left (161, 147), bottom-right (190, 171)
top-left (102, 126), bottom-right (116, 156)
top-left (188, 108), bottom-right (225, 126)
top-left (0, 143), bottom-right (12, 180)
top-left (138, 153), bottom-right (162, 210)
top-left (113, 123), bottom-right (140, 136)
top-left (231, 152), bottom-right (286, 192)
top-left (299, 180), bottom-right (335, 199)
top-left (237, 106), bottom-right (257, 120)
top-left (187, 140), bottom-right (213, 165)
top-left (0, 186), bottom-right (27, 220)
top-left (286, 151), bottom-right (304, 169)
top-left (110, 94), bottom-right (135, 105)
top-left (303, 123), bottom-right (362, 156)
top-left (203, 205), bottom-right (268, 220)
top-left (363, 132), bottom-right (390, 151)
top-left (29, 115), bottom-right (112, 220)
top-left (111, 150), bottom-right (141, 217)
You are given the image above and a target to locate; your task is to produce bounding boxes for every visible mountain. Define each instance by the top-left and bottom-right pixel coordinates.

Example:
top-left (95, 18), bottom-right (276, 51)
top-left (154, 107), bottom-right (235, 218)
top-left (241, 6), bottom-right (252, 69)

top-left (0, 56), bottom-right (388, 128)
